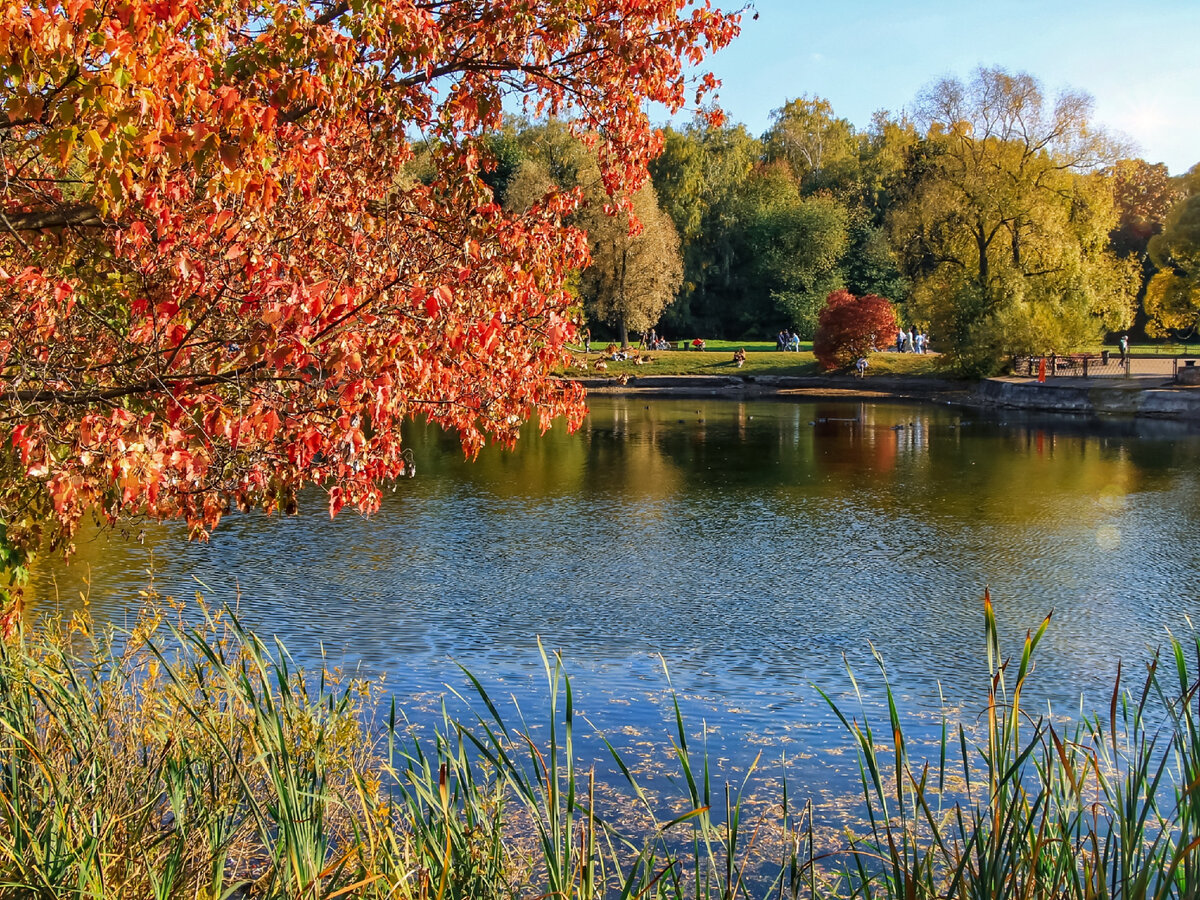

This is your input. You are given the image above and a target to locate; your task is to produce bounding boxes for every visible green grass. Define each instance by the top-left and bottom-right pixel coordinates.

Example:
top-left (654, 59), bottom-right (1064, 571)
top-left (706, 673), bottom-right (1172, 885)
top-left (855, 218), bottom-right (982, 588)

top-left (5, 589), bottom-right (1200, 898)
top-left (567, 348), bottom-right (951, 380)
top-left (1123, 342), bottom-right (1200, 356)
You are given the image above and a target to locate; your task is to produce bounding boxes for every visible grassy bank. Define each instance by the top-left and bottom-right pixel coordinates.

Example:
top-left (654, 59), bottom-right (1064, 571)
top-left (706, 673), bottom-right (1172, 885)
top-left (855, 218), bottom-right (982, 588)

top-left (3, 593), bottom-right (1200, 898)
top-left (566, 346), bottom-right (951, 380)
top-left (564, 339), bottom-right (1200, 382)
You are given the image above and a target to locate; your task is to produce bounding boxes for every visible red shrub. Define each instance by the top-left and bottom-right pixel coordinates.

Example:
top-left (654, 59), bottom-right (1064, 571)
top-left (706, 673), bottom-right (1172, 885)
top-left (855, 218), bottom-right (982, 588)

top-left (812, 290), bottom-right (897, 371)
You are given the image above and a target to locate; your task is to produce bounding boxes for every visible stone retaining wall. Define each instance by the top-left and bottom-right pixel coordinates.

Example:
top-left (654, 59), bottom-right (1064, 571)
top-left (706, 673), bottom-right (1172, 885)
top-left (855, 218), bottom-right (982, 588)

top-left (976, 378), bottom-right (1200, 420)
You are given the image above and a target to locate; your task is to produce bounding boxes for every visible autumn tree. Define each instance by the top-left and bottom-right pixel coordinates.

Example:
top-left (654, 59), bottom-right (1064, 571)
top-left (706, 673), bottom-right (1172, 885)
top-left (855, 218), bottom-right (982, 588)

top-left (812, 290), bottom-right (897, 370)
top-left (503, 121), bottom-right (683, 347)
top-left (0, 0), bottom-right (740, 595)
top-left (1110, 159), bottom-right (1182, 258)
top-left (578, 185), bottom-right (683, 347)
top-left (891, 67), bottom-right (1138, 372)
top-left (1145, 168), bottom-right (1200, 335)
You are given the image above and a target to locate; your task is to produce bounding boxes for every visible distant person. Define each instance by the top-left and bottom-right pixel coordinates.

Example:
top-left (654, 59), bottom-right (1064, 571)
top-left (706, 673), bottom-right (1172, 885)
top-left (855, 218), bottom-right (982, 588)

top-left (896, 329), bottom-right (904, 353)
top-left (1119, 334), bottom-right (1128, 360)
top-left (583, 327), bottom-right (591, 354)
top-left (855, 356), bottom-right (869, 377)
top-left (788, 332), bottom-right (801, 352)
top-left (733, 347), bottom-right (746, 368)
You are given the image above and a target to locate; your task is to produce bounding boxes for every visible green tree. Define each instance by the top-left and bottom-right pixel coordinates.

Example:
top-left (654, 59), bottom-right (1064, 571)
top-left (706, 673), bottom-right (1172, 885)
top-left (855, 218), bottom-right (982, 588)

top-left (842, 214), bottom-right (907, 301)
top-left (892, 67), bottom-right (1137, 372)
top-left (739, 168), bottom-right (849, 337)
top-left (763, 96), bottom-right (860, 195)
top-left (650, 121), bottom-right (761, 336)
top-left (855, 110), bottom-right (920, 217)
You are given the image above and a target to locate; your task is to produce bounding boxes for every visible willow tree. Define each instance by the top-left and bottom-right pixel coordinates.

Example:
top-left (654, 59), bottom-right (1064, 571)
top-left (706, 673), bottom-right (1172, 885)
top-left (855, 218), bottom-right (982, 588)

top-left (891, 68), bottom-right (1138, 371)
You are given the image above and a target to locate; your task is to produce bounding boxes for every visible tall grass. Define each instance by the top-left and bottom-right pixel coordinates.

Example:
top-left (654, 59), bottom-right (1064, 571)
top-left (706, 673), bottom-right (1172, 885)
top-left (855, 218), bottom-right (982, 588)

top-left (821, 590), bottom-right (1200, 898)
top-left (0, 597), bottom-right (810, 898)
top-left (2, 590), bottom-right (1200, 897)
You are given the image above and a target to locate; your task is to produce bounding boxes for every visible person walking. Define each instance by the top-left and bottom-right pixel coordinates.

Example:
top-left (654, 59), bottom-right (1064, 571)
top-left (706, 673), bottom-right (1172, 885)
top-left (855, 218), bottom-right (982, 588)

top-left (1119, 334), bottom-right (1128, 361)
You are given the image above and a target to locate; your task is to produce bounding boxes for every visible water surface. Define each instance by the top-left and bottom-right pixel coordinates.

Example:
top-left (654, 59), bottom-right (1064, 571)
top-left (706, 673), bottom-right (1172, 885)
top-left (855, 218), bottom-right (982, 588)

top-left (29, 396), bottom-right (1200, 807)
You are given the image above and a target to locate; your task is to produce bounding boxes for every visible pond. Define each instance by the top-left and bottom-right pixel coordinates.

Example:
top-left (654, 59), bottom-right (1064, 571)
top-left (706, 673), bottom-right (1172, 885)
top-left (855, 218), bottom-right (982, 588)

top-left (27, 395), bottom-right (1200, 817)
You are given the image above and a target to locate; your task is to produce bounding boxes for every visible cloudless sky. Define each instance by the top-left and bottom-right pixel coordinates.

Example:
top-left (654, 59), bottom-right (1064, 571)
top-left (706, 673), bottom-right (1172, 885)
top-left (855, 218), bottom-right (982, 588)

top-left (671, 0), bottom-right (1199, 174)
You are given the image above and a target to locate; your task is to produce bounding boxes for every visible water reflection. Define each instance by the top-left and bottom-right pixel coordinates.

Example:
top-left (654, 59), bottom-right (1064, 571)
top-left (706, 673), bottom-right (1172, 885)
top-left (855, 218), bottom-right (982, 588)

top-left (27, 397), bottom-right (1200, 807)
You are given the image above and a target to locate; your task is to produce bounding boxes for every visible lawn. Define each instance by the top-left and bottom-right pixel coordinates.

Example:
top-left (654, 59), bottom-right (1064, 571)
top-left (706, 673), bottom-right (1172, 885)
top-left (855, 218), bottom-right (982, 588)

top-left (564, 345), bottom-right (951, 379)
top-left (1121, 341), bottom-right (1200, 356)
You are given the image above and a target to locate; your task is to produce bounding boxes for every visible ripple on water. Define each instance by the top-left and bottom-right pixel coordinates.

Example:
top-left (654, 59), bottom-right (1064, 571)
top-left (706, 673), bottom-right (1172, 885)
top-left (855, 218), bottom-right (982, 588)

top-left (25, 397), bottom-right (1200, 803)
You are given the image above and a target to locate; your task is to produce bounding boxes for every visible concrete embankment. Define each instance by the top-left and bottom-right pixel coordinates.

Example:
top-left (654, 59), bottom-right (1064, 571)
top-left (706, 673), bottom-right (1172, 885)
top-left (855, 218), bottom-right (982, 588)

top-left (571, 373), bottom-right (1200, 422)
top-left (975, 377), bottom-right (1200, 421)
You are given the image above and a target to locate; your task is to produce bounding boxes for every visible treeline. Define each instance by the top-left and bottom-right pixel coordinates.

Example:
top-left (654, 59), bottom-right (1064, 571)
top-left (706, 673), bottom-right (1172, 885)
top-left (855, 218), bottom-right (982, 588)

top-left (469, 67), bottom-right (1198, 374)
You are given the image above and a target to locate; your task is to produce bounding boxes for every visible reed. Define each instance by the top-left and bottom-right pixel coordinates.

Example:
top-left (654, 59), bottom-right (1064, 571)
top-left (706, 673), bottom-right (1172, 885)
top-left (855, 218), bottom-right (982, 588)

top-left (818, 590), bottom-right (1200, 898)
top-left (1, 590), bottom-right (1199, 898)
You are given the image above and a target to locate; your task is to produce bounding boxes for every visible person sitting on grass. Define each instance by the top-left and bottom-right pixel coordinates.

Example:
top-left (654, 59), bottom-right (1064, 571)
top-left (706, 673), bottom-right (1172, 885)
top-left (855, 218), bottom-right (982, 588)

top-left (692, 338), bottom-right (706, 350)
top-left (733, 347), bottom-right (746, 368)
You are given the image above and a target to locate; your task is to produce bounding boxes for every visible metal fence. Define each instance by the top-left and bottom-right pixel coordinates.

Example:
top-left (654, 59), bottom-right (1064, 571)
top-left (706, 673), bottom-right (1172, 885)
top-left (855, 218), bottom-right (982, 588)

top-left (1011, 353), bottom-right (1131, 378)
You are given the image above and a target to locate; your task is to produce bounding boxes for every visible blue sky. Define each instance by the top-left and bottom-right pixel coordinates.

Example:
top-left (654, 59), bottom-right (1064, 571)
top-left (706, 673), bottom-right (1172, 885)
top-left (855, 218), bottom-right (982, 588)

top-left (673, 0), bottom-right (1200, 174)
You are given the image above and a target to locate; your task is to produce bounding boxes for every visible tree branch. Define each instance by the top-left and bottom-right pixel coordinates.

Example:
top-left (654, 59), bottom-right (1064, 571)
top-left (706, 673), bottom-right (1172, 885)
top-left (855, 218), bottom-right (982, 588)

top-left (2, 204), bottom-right (109, 231)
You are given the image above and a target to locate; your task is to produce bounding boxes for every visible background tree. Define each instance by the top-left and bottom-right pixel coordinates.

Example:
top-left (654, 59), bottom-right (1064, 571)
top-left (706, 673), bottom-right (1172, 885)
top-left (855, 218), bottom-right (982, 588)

top-left (812, 290), bottom-right (897, 370)
top-left (651, 120), bottom-right (760, 336)
top-left (579, 185), bottom-right (683, 346)
top-left (892, 67), bottom-right (1137, 372)
top-left (1145, 168), bottom-right (1200, 335)
top-left (1109, 159), bottom-right (1186, 336)
top-left (763, 96), bottom-right (860, 195)
top-left (738, 169), bottom-right (848, 337)
top-left (0, 0), bottom-right (740, 592)
top-left (1110, 159), bottom-right (1182, 258)
top-left (505, 122), bottom-right (683, 346)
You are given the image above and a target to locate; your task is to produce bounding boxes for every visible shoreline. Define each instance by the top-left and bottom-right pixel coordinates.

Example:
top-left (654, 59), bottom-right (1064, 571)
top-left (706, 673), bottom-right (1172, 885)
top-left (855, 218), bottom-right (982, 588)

top-left (570, 373), bottom-right (1200, 422)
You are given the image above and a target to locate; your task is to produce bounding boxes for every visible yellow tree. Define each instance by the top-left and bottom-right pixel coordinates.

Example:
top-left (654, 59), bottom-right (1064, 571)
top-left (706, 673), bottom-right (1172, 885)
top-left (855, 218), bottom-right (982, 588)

top-left (504, 124), bottom-right (683, 347)
top-left (1145, 168), bottom-right (1200, 335)
top-left (579, 184), bottom-right (683, 347)
top-left (891, 68), bottom-right (1138, 371)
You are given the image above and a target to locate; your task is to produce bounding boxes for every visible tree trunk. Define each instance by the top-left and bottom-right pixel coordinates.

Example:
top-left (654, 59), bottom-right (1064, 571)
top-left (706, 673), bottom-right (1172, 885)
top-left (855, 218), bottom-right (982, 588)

top-left (619, 315), bottom-right (629, 349)
top-left (976, 224), bottom-right (989, 290)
